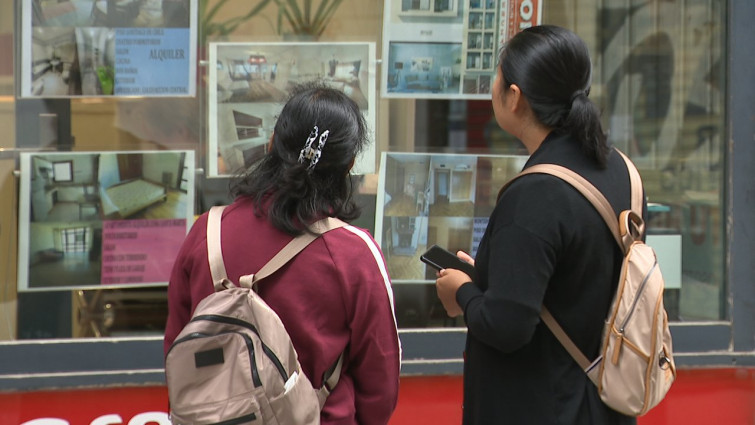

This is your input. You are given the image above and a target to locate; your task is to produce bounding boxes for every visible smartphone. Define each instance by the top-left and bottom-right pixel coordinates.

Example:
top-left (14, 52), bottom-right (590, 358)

top-left (420, 245), bottom-right (476, 279)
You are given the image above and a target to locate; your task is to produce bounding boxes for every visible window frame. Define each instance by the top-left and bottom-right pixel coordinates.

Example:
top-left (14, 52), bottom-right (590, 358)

top-left (1, 0), bottom-right (753, 391)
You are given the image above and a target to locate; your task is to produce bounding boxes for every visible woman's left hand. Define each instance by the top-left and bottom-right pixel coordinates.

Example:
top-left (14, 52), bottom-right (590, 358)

top-left (435, 268), bottom-right (470, 318)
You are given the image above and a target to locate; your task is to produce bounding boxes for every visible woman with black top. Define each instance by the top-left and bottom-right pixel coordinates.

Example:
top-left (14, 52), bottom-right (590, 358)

top-left (434, 25), bottom-right (641, 424)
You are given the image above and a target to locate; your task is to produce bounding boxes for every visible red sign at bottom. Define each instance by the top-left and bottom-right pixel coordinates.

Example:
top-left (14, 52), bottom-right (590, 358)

top-left (0, 387), bottom-right (169, 425)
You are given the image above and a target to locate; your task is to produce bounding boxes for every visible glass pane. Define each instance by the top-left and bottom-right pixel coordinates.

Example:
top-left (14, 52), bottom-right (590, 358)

top-left (394, 0), bottom-right (727, 326)
top-left (1, 0), bottom-right (728, 341)
top-left (589, 0), bottom-right (727, 321)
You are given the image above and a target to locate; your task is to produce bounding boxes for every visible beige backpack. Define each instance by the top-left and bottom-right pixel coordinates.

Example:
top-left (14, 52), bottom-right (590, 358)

top-left (506, 151), bottom-right (676, 416)
top-left (165, 205), bottom-right (346, 425)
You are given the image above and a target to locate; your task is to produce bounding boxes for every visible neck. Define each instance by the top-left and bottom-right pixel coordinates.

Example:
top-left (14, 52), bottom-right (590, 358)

top-left (518, 119), bottom-right (551, 154)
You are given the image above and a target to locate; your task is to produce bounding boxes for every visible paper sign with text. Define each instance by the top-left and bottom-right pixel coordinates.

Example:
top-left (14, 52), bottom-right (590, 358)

top-left (101, 219), bottom-right (187, 285)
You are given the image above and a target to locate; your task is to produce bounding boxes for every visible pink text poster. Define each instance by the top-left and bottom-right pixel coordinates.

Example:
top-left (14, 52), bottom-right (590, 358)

top-left (101, 219), bottom-right (187, 285)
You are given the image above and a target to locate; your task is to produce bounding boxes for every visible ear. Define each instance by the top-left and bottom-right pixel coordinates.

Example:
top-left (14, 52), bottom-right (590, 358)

top-left (267, 132), bottom-right (274, 152)
top-left (508, 84), bottom-right (525, 113)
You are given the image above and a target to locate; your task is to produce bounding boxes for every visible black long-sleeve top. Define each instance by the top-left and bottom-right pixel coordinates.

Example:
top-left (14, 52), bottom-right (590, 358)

top-left (455, 132), bottom-right (639, 424)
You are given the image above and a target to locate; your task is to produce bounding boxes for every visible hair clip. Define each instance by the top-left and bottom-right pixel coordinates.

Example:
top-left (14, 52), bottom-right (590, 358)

top-left (307, 130), bottom-right (329, 170)
top-left (298, 126), bottom-right (330, 170)
top-left (298, 126), bottom-right (319, 164)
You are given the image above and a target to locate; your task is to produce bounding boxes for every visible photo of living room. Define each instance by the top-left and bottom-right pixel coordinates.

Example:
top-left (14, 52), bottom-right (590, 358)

top-left (213, 42), bottom-right (371, 106)
top-left (209, 42), bottom-right (376, 177)
top-left (381, 153), bottom-right (431, 217)
top-left (386, 42), bottom-right (462, 95)
top-left (23, 152), bottom-right (105, 289)
top-left (380, 215), bottom-right (429, 280)
top-left (382, 0), bottom-right (502, 99)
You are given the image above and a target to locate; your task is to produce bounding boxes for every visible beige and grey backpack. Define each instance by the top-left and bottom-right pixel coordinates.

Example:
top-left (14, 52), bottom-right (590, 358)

top-left (165, 205), bottom-right (345, 425)
top-left (503, 150), bottom-right (676, 416)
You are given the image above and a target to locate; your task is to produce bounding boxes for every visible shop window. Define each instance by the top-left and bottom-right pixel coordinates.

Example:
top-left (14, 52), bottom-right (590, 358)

top-left (0, 0), bottom-right (736, 341)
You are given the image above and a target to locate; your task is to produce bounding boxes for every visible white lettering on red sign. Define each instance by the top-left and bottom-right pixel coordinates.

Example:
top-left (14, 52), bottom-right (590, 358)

top-left (21, 412), bottom-right (170, 425)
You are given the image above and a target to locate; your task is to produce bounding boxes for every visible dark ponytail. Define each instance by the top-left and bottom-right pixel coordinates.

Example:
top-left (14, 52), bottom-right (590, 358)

top-left (563, 89), bottom-right (609, 167)
top-left (499, 25), bottom-right (609, 167)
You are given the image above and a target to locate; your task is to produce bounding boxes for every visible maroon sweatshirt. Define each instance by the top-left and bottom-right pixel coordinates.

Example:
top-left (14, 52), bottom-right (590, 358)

top-left (164, 197), bottom-right (401, 424)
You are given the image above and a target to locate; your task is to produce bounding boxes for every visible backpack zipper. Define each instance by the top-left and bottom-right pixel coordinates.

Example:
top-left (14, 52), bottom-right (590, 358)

top-left (192, 314), bottom-right (289, 382)
top-left (170, 330), bottom-right (262, 387)
top-left (618, 259), bottom-right (659, 333)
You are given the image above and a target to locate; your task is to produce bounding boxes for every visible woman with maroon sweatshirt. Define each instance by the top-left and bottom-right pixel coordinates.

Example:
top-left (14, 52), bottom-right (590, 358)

top-left (164, 81), bottom-right (401, 424)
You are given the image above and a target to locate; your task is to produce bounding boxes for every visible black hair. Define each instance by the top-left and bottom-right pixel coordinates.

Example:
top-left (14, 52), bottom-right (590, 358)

top-left (230, 80), bottom-right (368, 235)
top-left (498, 25), bottom-right (610, 167)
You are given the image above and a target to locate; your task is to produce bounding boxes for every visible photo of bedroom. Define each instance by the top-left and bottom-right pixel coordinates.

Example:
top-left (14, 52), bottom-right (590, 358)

top-left (18, 150), bottom-right (195, 291)
top-left (98, 152), bottom-right (189, 220)
top-left (209, 42), bottom-right (376, 177)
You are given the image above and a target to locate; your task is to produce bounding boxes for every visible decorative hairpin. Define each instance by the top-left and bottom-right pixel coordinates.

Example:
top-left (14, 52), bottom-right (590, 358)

top-left (298, 126), bottom-right (330, 170)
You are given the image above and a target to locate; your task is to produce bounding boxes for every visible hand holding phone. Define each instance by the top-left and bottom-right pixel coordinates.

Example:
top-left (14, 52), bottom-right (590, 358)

top-left (420, 245), bottom-right (476, 279)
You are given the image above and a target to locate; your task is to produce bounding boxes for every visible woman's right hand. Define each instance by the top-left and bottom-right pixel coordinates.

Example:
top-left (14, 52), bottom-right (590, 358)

top-left (435, 268), bottom-right (468, 318)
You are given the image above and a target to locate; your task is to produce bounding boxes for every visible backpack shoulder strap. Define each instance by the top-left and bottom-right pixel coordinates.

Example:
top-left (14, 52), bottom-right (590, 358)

top-left (242, 217), bottom-right (348, 402)
top-left (616, 150), bottom-right (644, 218)
top-left (616, 150), bottom-right (646, 238)
top-left (316, 351), bottom-right (346, 408)
top-left (508, 164), bottom-right (623, 249)
top-left (540, 307), bottom-right (597, 379)
top-left (248, 217), bottom-right (348, 284)
top-left (207, 205), bottom-right (230, 292)
top-left (503, 149), bottom-right (644, 250)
